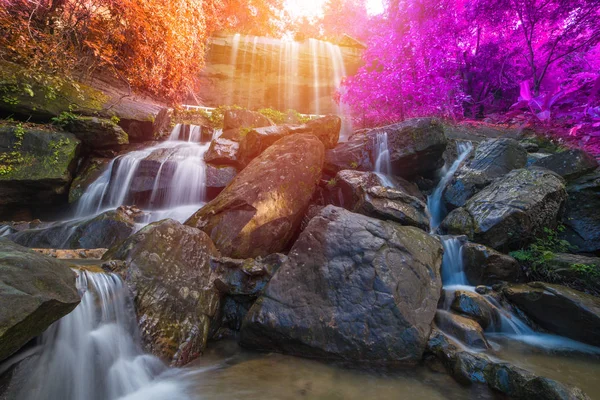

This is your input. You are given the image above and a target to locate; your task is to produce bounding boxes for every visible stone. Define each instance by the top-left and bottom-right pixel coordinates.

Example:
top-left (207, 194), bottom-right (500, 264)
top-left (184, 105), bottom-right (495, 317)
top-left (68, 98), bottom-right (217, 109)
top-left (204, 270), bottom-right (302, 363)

top-left (441, 168), bottom-right (567, 250)
top-left (560, 170), bottom-right (600, 254)
top-left (102, 219), bottom-right (220, 366)
top-left (151, 107), bottom-right (173, 139)
top-left (443, 138), bottom-right (527, 210)
top-left (324, 135), bottom-right (373, 175)
top-left (305, 115), bottom-right (341, 149)
top-left (239, 125), bottom-right (292, 165)
top-left (69, 157), bottom-right (111, 203)
top-left (450, 290), bottom-right (497, 329)
top-left (0, 239), bottom-right (80, 362)
top-left (8, 208), bottom-right (135, 249)
top-left (65, 116), bottom-right (129, 149)
top-left (434, 310), bottom-right (489, 349)
top-left (223, 109), bottom-right (273, 131)
top-left (187, 134), bottom-right (324, 258)
top-left (31, 248), bottom-right (107, 259)
top-left (205, 164), bottom-right (237, 200)
top-left (204, 138), bottom-right (241, 168)
top-left (527, 152), bottom-right (552, 166)
top-left (504, 283), bottom-right (600, 347)
top-left (539, 253), bottom-right (600, 294)
top-left (462, 242), bottom-right (521, 284)
top-left (0, 125), bottom-right (81, 208)
top-left (532, 149), bottom-right (598, 181)
top-left (240, 206), bottom-right (443, 365)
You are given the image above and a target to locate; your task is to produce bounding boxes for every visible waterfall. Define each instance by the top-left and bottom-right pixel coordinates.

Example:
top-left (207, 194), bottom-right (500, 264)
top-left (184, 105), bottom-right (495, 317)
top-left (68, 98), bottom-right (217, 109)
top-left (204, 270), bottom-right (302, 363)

top-left (440, 236), bottom-right (469, 288)
top-left (75, 124), bottom-right (214, 223)
top-left (373, 131), bottom-right (394, 187)
top-left (427, 141), bottom-right (473, 231)
top-left (12, 270), bottom-right (189, 400)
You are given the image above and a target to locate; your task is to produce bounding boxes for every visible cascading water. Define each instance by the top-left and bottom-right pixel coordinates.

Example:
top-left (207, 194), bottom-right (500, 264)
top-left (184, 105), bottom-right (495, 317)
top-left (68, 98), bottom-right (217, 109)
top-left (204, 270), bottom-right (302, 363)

top-left (75, 124), bottom-right (215, 224)
top-left (373, 131), bottom-right (394, 187)
top-left (10, 270), bottom-right (189, 400)
top-left (427, 141), bottom-right (473, 231)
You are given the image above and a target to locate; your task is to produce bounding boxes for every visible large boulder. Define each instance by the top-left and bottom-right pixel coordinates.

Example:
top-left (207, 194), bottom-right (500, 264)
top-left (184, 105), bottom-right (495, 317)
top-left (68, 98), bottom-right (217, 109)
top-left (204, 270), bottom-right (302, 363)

top-left (441, 168), bottom-right (567, 250)
top-left (560, 170), bottom-right (600, 255)
top-left (8, 209), bottom-right (135, 249)
top-left (205, 164), bottom-right (237, 200)
top-left (223, 109), bottom-right (273, 131)
top-left (69, 157), bottom-right (111, 203)
top-left (238, 125), bottom-right (294, 165)
top-left (443, 138), bottom-right (527, 210)
top-left (186, 134), bottom-right (324, 258)
top-left (204, 138), bottom-right (242, 168)
top-left (532, 149), bottom-right (598, 181)
top-left (0, 239), bottom-right (80, 362)
top-left (102, 219), bottom-right (220, 366)
top-left (504, 282), bottom-right (600, 347)
top-left (0, 125), bottom-right (81, 207)
top-left (65, 116), bottom-right (129, 149)
top-left (325, 118), bottom-right (447, 178)
top-left (462, 242), bottom-right (521, 284)
top-left (240, 206), bottom-right (444, 365)
top-left (305, 115), bottom-right (341, 149)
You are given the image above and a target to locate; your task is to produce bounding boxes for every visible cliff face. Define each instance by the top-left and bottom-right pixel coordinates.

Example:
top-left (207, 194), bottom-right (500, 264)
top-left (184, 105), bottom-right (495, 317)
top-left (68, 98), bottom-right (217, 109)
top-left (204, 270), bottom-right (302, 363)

top-left (196, 33), bottom-right (364, 114)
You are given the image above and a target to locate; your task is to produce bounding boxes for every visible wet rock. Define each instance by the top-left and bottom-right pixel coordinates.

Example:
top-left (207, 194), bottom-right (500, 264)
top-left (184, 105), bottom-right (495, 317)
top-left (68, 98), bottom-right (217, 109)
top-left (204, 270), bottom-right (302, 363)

top-left (304, 115), bottom-right (341, 149)
top-left (441, 168), bottom-right (567, 250)
top-left (434, 310), bottom-right (489, 349)
top-left (241, 206), bottom-right (443, 365)
top-left (335, 169), bottom-right (424, 203)
top-left (205, 165), bottom-right (237, 200)
top-left (443, 138), bottom-right (527, 210)
top-left (239, 125), bottom-right (303, 165)
top-left (69, 157), bottom-right (111, 203)
top-left (504, 283), bottom-right (600, 347)
top-left (31, 248), bottom-right (107, 259)
top-left (324, 135), bottom-right (373, 175)
top-left (527, 152), bottom-right (551, 166)
top-left (65, 116), bottom-right (129, 149)
top-left (475, 285), bottom-right (491, 295)
top-left (450, 290), bottom-right (497, 329)
top-left (0, 125), bottom-right (81, 208)
top-left (560, 170), bottom-right (600, 254)
top-left (532, 149), bottom-right (598, 181)
top-left (8, 208), bottom-right (135, 249)
top-left (204, 138), bottom-right (242, 168)
top-left (442, 121), bottom-right (527, 142)
top-left (0, 239), bottom-right (80, 362)
top-left (223, 109), bottom-right (273, 131)
top-left (187, 134), bottom-right (324, 258)
top-left (102, 219), bottom-right (220, 366)
top-left (462, 242), bottom-right (521, 284)
top-left (150, 107), bottom-right (173, 139)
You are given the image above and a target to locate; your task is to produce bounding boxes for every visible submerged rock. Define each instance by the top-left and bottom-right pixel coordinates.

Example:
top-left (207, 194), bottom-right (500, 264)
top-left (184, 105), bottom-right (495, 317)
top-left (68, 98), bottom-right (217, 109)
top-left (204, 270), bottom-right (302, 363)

top-left (103, 219), bottom-right (220, 366)
top-left (532, 149), bottom-right (598, 181)
top-left (462, 242), bottom-right (521, 285)
top-left (504, 282), bottom-right (600, 347)
top-left (0, 125), bottom-right (81, 208)
top-left (441, 168), bottom-right (567, 250)
top-left (0, 239), bottom-right (80, 362)
top-left (560, 170), bottom-right (600, 255)
top-left (443, 138), bottom-right (527, 210)
top-left (187, 134), bottom-right (324, 259)
top-left (8, 208), bottom-right (135, 249)
top-left (241, 206), bottom-right (443, 365)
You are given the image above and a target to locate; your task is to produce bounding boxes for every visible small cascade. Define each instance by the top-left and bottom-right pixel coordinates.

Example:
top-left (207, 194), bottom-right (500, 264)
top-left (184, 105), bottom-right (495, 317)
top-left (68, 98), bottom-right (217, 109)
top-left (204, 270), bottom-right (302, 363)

top-left (75, 124), bottom-right (214, 223)
top-left (440, 236), bottom-right (469, 288)
top-left (12, 270), bottom-right (189, 400)
top-left (427, 142), bottom-right (473, 231)
top-left (373, 131), bottom-right (394, 187)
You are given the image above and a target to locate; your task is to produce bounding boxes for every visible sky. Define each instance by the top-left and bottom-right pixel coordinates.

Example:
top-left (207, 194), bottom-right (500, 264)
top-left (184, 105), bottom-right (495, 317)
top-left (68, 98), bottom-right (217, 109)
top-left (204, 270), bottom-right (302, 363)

top-left (284, 0), bottom-right (385, 19)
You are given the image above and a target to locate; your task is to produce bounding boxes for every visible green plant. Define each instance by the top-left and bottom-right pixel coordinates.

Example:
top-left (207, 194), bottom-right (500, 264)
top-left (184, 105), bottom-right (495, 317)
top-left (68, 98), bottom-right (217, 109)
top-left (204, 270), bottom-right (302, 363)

top-left (510, 226), bottom-right (573, 268)
top-left (258, 107), bottom-right (286, 124)
top-left (327, 178), bottom-right (338, 187)
top-left (570, 263), bottom-right (600, 278)
top-left (349, 161), bottom-right (359, 169)
top-left (48, 138), bottom-right (71, 165)
top-left (51, 110), bottom-right (78, 127)
top-left (110, 115), bottom-right (120, 125)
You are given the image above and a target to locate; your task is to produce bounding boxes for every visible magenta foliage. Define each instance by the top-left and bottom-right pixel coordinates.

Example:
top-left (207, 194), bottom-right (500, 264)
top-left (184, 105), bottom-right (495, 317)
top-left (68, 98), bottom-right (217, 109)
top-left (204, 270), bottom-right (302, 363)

top-left (341, 0), bottom-right (600, 155)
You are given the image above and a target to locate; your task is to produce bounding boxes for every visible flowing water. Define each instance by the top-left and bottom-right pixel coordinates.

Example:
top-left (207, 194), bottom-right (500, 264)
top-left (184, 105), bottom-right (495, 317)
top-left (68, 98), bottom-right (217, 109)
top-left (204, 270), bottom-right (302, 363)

top-left (427, 141), bottom-right (473, 231)
top-left (373, 131), bottom-right (394, 187)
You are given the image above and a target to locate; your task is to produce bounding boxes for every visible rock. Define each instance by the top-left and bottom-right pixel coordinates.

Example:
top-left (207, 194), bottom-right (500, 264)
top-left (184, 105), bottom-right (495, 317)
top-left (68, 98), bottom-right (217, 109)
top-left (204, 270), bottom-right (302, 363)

top-left (0, 125), bottom-right (81, 208)
top-left (450, 290), bottom-right (497, 329)
top-left (0, 239), bottom-right (80, 362)
top-left (441, 168), bottom-right (567, 250)
top-left (204, 138), bottom-right (241, 168)
top-left (102, 219), bottom-right (220, 366)
top-left (532, 149), bottom-right (598, 181)
top-left (240, 206), bottom-right (443, 365)
top-left (462, 242), bottom-right (521, 284)
top-left (239, 125), bottom-right (293, 165)
top-left (434, 310), bottom-right (489, 349)
top-left (186, 134), bottom-right (324, 258)
top-left (151, 107), bottom-right (173, 139)
top-left (325, 118), bottom-right (447, 177)
top-left (519, 139), bottom-right (540, 152)
top-left (527, 152), bottom-right (551, 166)
top-left (223, 109), bottom-right (273, 131)
top-left (8, 209), bottom-right (135, 249)
top-left (69, 157), bottom-right (111, 203)
top-left (305, 115), bottom-right (341, 149)
top-left (560, 170), bottom-right (600, 254)
top-left (504, 283), bottom-right (600, 347)
top-left (205, 164), bottom-right (237, 200)
top-left (65, 116), bottom-right (129, 149)
top-left (539, 253), bottom-right (600, 294)
top-left (442, 121), bottom-right (528, 142)
top-left (31, 248), bottom-right (107, 259)
top-left (443, 138), bottom-right (527, 210)
top-left (336, 169), bottom-right (424, 203)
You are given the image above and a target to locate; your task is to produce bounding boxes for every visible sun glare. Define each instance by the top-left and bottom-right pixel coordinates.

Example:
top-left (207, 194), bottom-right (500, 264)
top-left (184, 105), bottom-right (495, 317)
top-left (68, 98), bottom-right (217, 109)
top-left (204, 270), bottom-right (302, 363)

top-left (284, 0), bottom-right (384, 20)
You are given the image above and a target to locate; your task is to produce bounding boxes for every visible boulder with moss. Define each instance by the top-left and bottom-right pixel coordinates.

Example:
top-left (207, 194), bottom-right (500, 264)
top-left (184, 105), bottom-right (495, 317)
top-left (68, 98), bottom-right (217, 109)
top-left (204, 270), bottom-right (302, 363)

top-left (65, 116), bottom-right (129, 149)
